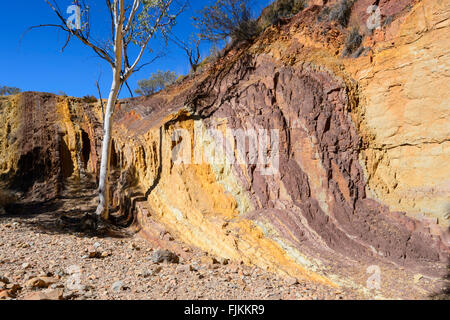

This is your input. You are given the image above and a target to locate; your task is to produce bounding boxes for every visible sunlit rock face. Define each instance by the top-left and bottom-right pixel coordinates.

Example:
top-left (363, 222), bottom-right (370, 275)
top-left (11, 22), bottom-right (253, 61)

top-left (0, 93), bottom-right (102, 201)
top-left (347, 0), bottom-right (450, 227)
top-left (0, 0), bottom-right (448, 294)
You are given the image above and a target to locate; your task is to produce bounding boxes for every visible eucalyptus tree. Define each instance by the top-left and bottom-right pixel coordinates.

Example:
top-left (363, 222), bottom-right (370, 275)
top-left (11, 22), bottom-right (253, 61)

top-left (35, 0), bottom-right (184, 222)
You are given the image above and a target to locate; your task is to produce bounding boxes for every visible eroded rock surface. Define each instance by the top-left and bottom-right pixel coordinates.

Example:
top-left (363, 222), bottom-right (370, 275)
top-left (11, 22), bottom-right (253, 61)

top-left (0, 0), bottom-right (448, 298)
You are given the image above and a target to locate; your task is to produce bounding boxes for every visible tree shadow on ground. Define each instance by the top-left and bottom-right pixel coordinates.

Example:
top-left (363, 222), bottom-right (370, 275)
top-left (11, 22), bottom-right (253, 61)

top-left (1, 189), bottom-right (131, 240)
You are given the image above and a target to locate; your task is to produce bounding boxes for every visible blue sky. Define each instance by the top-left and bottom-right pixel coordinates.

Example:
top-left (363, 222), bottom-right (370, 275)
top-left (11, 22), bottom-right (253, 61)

top-left (0, 0), bottom-right (272, 99)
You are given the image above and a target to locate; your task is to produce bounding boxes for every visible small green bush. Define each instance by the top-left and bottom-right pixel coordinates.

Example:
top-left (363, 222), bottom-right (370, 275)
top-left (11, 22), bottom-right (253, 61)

top-left (135, 70), bottom-right (178, 96)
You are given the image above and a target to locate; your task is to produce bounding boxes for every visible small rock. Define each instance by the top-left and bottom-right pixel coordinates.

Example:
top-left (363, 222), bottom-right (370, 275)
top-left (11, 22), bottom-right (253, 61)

top-left (0, 275), bottom-right (10, 284)
top-left (87, 246), bottom-right (100, 258)
top-left (190, 264), bottom-right (199, 272)
top-left (151, 250), bottom-right (179, 264)
top-left (22, 262), bottom-right (31, 269)
top-left (55, 270), bottom-right (65, 277)
top-left (24, 288), bottom-right (64, 300)
top-left (0, 290), bottom-right (12, 299)
top-left (6, 283), bottom-right (21, 294)
top-left (151, 266), bottom-right (163, 276)
top-left (25, 276), bottom-right (59, 288)
top-left (135, 270), bottom-right (145, 277)
top-left (162, 233), bottom-right (175, 242)
top-left (130, 242), bottom-right (141, 251)
top-left (176, 264), bottom-right (194, 273)
top-left (413, 274), bottom-right (423, 284)
top-left (285, 276), bottom-right (299, 286)
top-left (49, 283), bottom-right (65, 289)
top-left (39, 271), bottom-right (54, 277)
top-left (142, 266), bottom-right (163, 277)
top-left (101, 251), bottom-right (111, 258)
top-left (62, 290), bottom-right (80, 300)
top-left (200, 256), bottom-right (219, 266)
top-left (93, 242), bottom-right (101, 249)
top-left (111, 281), bottom-right (124, 292)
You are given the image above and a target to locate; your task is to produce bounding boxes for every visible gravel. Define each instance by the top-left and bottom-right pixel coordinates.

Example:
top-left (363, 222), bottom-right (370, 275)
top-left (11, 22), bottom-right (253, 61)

top-left (0, 209), bottom-right (366, 300)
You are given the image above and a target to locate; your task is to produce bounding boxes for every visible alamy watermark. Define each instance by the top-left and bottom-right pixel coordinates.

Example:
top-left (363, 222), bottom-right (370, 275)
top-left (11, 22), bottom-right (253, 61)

top-left (66, 5), bottom-right (81, 30)
top-left (65, 265), bottom-right (83, 290)
top-left (366, 5), bottom-right (381, 31)
top-left (366, 265), bottom-right (381, 290)
top-left (170, 121), bottom-right (280, 176)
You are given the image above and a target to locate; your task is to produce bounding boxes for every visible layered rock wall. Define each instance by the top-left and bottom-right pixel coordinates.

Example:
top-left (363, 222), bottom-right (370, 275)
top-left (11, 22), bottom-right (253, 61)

top-left (0, 0), bottom-right (448, 294)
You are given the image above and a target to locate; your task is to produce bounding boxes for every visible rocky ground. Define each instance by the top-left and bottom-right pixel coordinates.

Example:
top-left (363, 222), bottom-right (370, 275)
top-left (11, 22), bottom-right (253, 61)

top-left (0, 211), bottom-right (369, 300)
top-left (1, 176), bottom-right (448, 301)
top-left (0, 176), bottom-right (374, 302)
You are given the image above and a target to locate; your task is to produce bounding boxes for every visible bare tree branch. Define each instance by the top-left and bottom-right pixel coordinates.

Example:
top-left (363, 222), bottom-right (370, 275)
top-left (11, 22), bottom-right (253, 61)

top-left (43, 0), bottom-right (115, 67)
top-left (171, 34), bottom-right (201, 72)
top-left (95, 73), bottom-right (105, 117)
top-left (123, 0), bottom-right (187, 81)
top-left (124, 0), bottom-right (140, 35)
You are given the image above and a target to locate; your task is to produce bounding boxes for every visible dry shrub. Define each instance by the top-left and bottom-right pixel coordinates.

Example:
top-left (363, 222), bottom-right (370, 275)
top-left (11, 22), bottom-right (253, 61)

top-left (343, 27), bottom-right (362, 56)
top-left (82, 95), bottom-right (98, 103)
top-left (260, 0), bottom-right (307, 29)
top-left (318, 0), bottom-right (354, 27)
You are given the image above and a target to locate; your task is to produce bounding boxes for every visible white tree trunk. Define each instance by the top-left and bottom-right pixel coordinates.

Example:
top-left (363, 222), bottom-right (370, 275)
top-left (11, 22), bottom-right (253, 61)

top-left (96, 70), bottom-right (122, 221)
top-left (96, 0), bottom-right (125, 222)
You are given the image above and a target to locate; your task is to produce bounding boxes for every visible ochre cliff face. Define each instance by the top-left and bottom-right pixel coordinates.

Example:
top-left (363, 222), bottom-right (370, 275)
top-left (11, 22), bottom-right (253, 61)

top-left (0, 0), bottom-right (448, 296)
top-left (0, 94), bottom-right (102, 200)
top-left (347, 0), bottom-right (450, 226)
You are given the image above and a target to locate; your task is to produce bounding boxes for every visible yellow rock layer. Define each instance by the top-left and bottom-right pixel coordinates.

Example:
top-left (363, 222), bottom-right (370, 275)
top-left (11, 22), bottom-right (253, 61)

top-left (345, 0), bottom-right (450, 225)
top-left (114, 112), bottom-right (336, 286)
